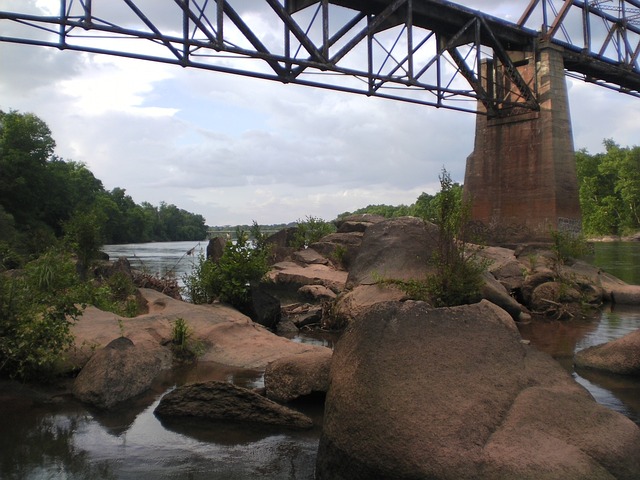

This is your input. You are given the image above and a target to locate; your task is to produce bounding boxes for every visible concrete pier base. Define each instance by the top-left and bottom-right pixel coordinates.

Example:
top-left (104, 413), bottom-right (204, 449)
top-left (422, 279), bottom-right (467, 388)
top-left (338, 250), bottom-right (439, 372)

top-left (464, 43), bottom-right (581, 244)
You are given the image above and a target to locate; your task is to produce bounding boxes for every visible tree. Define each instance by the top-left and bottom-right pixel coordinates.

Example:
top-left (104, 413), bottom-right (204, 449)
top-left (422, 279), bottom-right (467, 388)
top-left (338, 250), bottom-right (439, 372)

top-left (0, 110), bottom-right (55, 229)
top-left (576, 140), bottom-right (640, 236)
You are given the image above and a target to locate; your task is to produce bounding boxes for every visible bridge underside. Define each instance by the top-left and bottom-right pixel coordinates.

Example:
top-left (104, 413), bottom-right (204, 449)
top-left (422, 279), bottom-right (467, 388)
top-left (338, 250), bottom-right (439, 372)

top-left (464, 42), bottom-right (581, 244)
top-left (1, 0), bottom-right (639, 242)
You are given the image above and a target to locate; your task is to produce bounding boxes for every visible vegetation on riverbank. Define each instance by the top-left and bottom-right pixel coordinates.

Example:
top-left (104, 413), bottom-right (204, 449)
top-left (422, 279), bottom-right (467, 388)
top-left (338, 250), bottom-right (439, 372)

top-left (0, 110), bottom-right (208, 270)
top-left (577, 140), bottom-right (640, 237)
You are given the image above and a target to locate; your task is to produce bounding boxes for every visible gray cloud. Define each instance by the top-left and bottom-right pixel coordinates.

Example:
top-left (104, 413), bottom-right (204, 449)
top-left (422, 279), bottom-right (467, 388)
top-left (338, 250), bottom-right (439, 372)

top-left (1, 1), bottom-right (638, 226)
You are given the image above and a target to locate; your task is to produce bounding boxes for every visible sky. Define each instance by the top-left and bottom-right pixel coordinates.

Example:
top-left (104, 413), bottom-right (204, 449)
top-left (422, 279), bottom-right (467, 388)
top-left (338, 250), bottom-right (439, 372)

top-left (1, 1), bottom-right (639, 227)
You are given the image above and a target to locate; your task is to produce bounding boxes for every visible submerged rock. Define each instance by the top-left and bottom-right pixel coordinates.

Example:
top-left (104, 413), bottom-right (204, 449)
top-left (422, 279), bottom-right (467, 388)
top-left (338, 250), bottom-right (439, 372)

top-left (154, 380), bottom-right (313, 429)
top-left (575, 328), bottom-right (640, 376)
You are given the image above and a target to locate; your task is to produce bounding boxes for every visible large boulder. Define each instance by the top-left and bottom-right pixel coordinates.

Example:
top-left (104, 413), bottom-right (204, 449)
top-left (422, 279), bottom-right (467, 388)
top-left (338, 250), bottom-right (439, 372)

top-left (237, 284), bottom-right (281, 329)
top-left (575, 328), bottom-right (640, 375)
top-left (264, 227), bottom-right (298, 264)
top-left (154, 380), bottom-right (313, 429)
top-left (310, 232), bottom-right (364, 269)
top-left (73, 336), bottom-right (172, 409)
top-left (316, 300), bottom-right (640, 480)
top-left (346, 216), bottom-right (439, 288)
top-left (206, 236), bottom-right (227, 263)
top-left (264, 349), bottom-right (332, 403)
top-left (480, 271), bottom-right (528, 321)
top-left (71, 289), bottom-right (331, 372)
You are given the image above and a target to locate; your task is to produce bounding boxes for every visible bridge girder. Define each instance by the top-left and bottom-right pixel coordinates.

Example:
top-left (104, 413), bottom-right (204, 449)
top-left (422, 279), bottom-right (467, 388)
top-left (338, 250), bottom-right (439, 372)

top-left (0, 1), bottom-right (639, 115)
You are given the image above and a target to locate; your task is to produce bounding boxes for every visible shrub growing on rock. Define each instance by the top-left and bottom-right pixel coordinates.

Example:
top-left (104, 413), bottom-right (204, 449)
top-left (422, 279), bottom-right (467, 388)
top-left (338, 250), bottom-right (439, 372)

top-left (183, 227), bottom-right (270, 308)
top-left (292, 215), bottom-right (336, 249)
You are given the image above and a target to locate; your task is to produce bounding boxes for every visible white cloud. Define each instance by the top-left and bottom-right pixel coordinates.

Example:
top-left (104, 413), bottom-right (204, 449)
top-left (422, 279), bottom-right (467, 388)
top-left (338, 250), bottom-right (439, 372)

top-left (1, 1), bottom-right (639, 227)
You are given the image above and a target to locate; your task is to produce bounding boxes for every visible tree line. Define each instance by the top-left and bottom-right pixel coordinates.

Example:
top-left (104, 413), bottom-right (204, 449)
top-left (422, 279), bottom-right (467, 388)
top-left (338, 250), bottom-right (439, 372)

top-left (0, 109), bottom-right (208, 268)
top-left (337, 184), bottom-right (463, 225)
top-left (576, 140), bottom-right (640, 237)
top-left (339, 141), bottom-right (640, 240)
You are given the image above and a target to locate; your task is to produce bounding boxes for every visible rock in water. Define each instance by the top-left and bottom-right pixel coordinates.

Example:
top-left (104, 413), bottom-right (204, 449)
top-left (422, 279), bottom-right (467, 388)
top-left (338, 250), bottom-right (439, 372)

top-left (575, 328), bottom-right (640, 376)
top-left (154, 380), bottom-right (313, 429)
top-left (72, 336), bottom-right (171, 409)
top-left (316, 300), bottom-right (640, 480)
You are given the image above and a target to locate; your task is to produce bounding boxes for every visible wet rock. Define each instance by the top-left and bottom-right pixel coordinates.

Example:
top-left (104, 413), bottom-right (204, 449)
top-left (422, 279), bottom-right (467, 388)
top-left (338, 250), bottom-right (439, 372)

top-left (575, 329), bottom-right (640, 376)
top-left (154, 381), bottom-right (313, 429)
top-left (276, 319), bottom-right (299, 336)
top-left (316, 300), bottom-right (640, 480)
top-left (73, 337), bottom-right (171, 409)
top-left (265, 350), bottom-right (332, 403)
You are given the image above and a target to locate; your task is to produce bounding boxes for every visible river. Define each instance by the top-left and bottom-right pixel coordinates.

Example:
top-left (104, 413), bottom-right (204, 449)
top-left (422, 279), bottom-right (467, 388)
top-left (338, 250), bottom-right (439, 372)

top-left (0, 240), bottom-right (639, 479)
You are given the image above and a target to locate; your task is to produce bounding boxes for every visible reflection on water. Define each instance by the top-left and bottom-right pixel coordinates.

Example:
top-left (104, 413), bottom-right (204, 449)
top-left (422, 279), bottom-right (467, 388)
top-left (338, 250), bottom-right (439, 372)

top-left (2, 241), bottom-right (636, 478)
top-left (591, 242), bottom-right (640, 285)
top-left (0, 362), bottom-right (320, 480)
top-left (519, 304), bottom-right (640, 426)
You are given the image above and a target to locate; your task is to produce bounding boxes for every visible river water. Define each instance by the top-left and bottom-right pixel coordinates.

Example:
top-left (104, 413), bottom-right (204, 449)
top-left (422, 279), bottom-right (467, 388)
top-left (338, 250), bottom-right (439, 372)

top-left (0, 241), bottom-right (639, 479)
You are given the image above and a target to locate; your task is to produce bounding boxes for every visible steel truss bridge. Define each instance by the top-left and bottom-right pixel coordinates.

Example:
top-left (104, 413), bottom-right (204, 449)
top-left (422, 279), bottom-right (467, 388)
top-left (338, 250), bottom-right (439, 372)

top-left (1, 0), bottom-right (640, 116)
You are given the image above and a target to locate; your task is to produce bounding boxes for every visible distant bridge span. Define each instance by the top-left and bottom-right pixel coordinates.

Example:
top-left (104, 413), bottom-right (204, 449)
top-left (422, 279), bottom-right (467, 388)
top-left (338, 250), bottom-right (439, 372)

top-left (2, 1), bottom-right (640, 241)
top-left (1, 1), bottom-right (640, 116)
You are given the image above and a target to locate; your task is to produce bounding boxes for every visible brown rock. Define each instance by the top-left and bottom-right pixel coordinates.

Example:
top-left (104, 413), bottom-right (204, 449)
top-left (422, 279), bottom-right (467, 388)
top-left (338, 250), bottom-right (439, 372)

top-left (154, 380), bottom-right (313, 429)
top-left (316, 300), bottom-right (640, 480)
top-left (575, 329), bottom-right (640, 375)
top-left (292, 248), bottom-right (329, 265)
top-left (70, 289), bottom-right (330, 372)
top-left (206, 236), bottom-right (227, 263)
top-left (335, 214), bottom-right (385, 233)
top-left (346, 217), bottom-right (439, 288)
top-left (73, 336), bottom-right (171, 409)
top-left (264, 350), bottom-right (332, 403)
top-left (268, 261), bottom-right (347, 293)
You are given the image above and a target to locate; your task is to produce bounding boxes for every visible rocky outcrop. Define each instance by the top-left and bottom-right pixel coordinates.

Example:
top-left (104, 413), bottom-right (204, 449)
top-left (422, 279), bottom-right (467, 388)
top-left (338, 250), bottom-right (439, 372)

top-left (575, 328), bottom-right (640, 376)
top-left (335, 214), bottom-right (385, 233)
top-left (268, 261), bottom-right (347, 294)
top-left (264, 227), bottom-right (298, 264)
top-left (346, 217), bottom-right (439, 288)
top-left (73, 336), bottom-right (171, 409)
top-left (264, 350), bottom-right (332, 403)
top-left (330, 284), bottom-right (408, 327)
top-left (316, 300), bottom-right (640, 480)
top-left (70, 289), bottom-right (331, 389)
top-left (154, 380), bottom-right (313, 429)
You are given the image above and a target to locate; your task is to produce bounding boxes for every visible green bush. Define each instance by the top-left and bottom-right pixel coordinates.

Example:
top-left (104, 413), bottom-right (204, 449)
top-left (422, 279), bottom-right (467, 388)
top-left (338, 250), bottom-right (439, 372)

top-left (379, 169), bottom-right (486, 308)
top-left (0, 250), bottom-right (83, 380)
top-left (550, 230), bottom-right (592, 265)
top-left (183, 228), bottom-right (270, 308)
top-left (292, 216), bottom-right (335, 249)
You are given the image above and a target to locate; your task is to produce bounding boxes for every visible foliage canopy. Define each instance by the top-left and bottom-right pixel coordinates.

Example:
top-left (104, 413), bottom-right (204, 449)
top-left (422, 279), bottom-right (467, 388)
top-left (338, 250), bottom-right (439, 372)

top-left (576, 140), bottom-right (640, 236)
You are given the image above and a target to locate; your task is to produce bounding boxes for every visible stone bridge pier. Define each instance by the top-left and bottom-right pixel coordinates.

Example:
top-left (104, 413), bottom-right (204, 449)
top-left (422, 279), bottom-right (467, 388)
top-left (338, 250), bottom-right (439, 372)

top-left (464, 42), bottom-right (581, 244)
